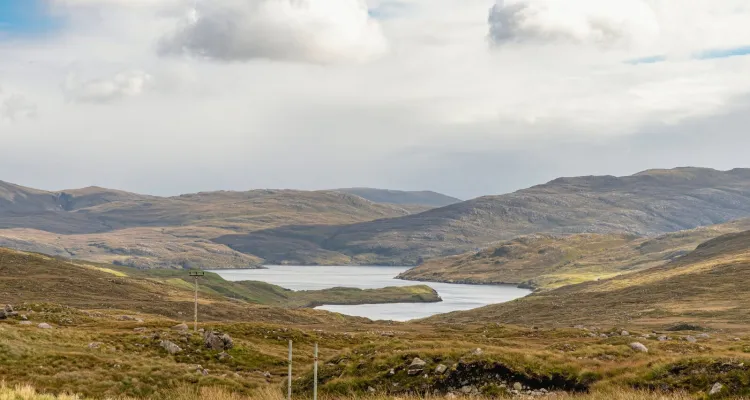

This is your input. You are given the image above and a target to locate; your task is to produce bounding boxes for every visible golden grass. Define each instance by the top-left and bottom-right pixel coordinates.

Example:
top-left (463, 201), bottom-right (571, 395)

top-left (0, 383), bottom-right (710, 400)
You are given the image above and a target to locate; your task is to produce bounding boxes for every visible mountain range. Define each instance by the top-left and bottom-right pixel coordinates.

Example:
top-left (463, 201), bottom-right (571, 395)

top-left (4, 167), bottom-right (750, 268)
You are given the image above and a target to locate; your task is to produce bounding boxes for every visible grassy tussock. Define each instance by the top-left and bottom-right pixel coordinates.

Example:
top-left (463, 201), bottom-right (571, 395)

top-left (0, 384), bottom-right (703, 400)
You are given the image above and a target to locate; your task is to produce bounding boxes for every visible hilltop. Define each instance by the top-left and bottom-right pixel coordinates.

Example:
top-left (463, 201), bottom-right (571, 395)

top-left (428, 229), bottom-right (750, 329)
top-left (215, 167), bottom-right (750, 265)
top-left (398, 218), bottom-right (750, 290)
top-left (335, 188), bottom-right (461, 208)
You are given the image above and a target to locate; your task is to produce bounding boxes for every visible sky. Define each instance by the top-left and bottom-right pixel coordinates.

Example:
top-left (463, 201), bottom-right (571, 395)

top-left (1, 0), bottom-right (750, 200)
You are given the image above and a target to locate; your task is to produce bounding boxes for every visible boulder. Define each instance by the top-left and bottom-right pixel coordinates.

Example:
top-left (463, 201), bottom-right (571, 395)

top-left (38, 323), bottom-right (52, 329)
top-left (630, 342), bottom-right (649, 353)
top-left (407, 357), bottom-right (426, 375)
top-left (204, 331), bottom-right (233, 351)
top-left (658, 335), bottom-right (669, 342)
top-left (709, 382), bottom-right (724, 396)
top-left (172, 323), bottom-right (189, 331)
top-left (19, 321), bottom-right (32, 326)
top-left (160, 340), bottom-right (182, 354)
top-left (4, 304), bottom-right (13, 313)
top-left (621, 331), bottom-right (630, 336)
top-left (435, 364), bottom-right (448, 374)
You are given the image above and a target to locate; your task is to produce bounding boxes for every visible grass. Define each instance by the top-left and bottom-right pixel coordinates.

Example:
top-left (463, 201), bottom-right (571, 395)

top-left (399, 219), bottom-right (750, 290)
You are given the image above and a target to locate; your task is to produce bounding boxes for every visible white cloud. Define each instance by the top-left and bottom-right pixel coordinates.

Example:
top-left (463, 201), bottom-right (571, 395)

top-left (63, 71), bottom-right (154, 103)
top-left (488, 0), bottom-right (660, 47)
top-left (158, 0), bottom-right (388, 63)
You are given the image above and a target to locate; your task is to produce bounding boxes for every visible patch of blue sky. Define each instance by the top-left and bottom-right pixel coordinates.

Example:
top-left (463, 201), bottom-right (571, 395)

top-left (0, 0), bottom-right (64, 37)
top-left (695, 45), bottom-right (750, 60)
top-left (368, 1), bottom-right (412, 20)
top-left (626, 55), bottom-right (667, 65)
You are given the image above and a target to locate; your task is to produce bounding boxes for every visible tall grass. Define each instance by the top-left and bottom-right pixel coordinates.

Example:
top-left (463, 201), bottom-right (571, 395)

top-left (0, 383), bottom-right (704, 400)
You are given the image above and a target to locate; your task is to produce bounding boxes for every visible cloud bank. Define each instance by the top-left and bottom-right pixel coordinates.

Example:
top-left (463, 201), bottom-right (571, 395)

top-left (159, 0), bottom-right (388, 63)
top-left (63, 71), bottom-right (154, 103)
top-left (488, 0), bottom-right (659, 47)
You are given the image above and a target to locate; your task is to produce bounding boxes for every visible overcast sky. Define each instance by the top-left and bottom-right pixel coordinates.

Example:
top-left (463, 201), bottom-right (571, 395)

top-left (1, 0), bottom-right (749, 200)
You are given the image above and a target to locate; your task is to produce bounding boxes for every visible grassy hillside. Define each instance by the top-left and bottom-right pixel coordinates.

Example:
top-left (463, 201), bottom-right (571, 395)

top-left (215, 167), bottom-right (750, 266)
top-left (398, 219), bottom-right (750, 290)
top-left (4, 247), bottom-right (750, 398)
top-left (335, 188), bottom-right (461, 207)
top-left (428, 230), bottom-right (750, 329)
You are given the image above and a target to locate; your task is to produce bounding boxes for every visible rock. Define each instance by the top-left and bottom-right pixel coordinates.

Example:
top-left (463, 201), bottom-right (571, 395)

top-left (160, 340), bottom-right (182, 354)
top-left (88, 342), bottom-right (103, 349)
top-left (658, 335), bottom-right (668, 341)
top-left (630, 342), bottom-right (649, 353)
top-left (513, 382), bottom-right (523, 391)
top-left (201, 369), bottom-right (209, 376)
top-left (388, 368), bottom-right (396, 376)
top-left (709, 382), bottom-right (724, 396)
top-left (263, 371), bottom-right (272, 379)
top-left (460, 386), bottom-right (474, 394)
top-left (21, 314), bottom-right (28, 321)
top-left (685, 336), bottom-right (697, 343)
top-left (471, 348), bottom-right (483, 356)
top-left (4, 304), bottom-right (13, 313)
top-left (367, 386), bottom-right (376, 393)
top-left (0, 310), bottom-right (6, 320)
top-left (37, 323), bottom-right (52, 329)
top-left (698, 333), bottom-right (711, 339)
top-left (133, 327), bottom-right (147, 332)
top-left (410, 357), bottom-right (427, 368)
top-left (435, 364), bottom-right (448, 374)
top-left (621, 331), bottom-right (630, 336)
top-left (221, 333), bottom-right (234, 349)
top-left (172, 323), bottom-right (189, 331)
top-left (446, 393), bottom-right (457, 399)
top-left (217, 351), bottom-right (233, 361)
top-left (19, 321), bottom-right (32, 326)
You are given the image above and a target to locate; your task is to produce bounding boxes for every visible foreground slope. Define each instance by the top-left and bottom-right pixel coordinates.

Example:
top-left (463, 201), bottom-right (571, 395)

top-left (216, 167), bottom-right (750, 265)
top-left (399, 219), bottom-right (750, 290)
top-left (428, 230), bottom-right (750, 329)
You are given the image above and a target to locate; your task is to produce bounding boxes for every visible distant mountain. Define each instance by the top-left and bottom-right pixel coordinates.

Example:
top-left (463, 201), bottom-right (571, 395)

top-left (215, 168), bottom-right (750, 265)
top-left (335, 188), bottom-right (461, 208)
top-left (0, 182), bottom-right (420, 268)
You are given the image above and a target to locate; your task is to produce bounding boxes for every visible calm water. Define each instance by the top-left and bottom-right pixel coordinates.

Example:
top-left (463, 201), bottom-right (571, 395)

top-left (212, 266), bottom-right (531, 321)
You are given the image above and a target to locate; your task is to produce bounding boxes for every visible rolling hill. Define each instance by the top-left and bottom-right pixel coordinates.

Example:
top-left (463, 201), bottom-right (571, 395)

top-left (215, 167), bottom-right (750, 265)
top-left (398, 218), bottom-right (750, 290)
top-left (427, 229), bottom-right (750, 329)
top-left (0, 183), bottom-right (422, 268)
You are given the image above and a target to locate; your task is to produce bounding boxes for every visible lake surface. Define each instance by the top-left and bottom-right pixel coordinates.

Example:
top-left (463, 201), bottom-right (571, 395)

top-left (212, 266), bottom-right (531, 321)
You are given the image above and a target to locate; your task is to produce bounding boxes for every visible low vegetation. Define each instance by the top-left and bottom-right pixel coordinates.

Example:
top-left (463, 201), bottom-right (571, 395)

top-left (399, 219), bottom-right (750, 290)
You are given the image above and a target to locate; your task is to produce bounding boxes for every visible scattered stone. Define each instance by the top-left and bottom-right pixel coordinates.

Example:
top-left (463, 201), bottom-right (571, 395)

top-left (435, 364), bottom-right (448, 374)
top-left (217, 351), bottom-right (233, 361)
top-left (574, 325), bottom-right (586, 330)
top-left (118, 315), bottom-right (144, 322)
top-left (630, 342), bottom-right (649, 353)
top-left (388, 368), bottom-right (396, 376)
top-left (408, 358), bottom-right (426, 375)
top-left (160, 340), bottom-right (182, 354)
top-left (621, 331), bottom-right (630, 336)
top-left (658, 335), bottom-right (669, 341)
top-left (4, 304), bottom-right (13, 313)
top-left (685, 336), bottom-right (697, 343)
top-left (471, 348), bottom-right (483, 356)
top-left (21, 314), bottom-right (28, 321)
top-left (367, 386), bottom-right (376, 393)
top-left (513, 382), bottom-right (523, 391)
top-left (709, 382), bottom-right (724, 396)
top-left (698, 333), bottom-right (711, 339)
top-left (19, 321), bottom-right (32, 326)
top-left (88, 342), bottom-right (103, 349)
top-left (263, 371), bottom-right (272, 379)
top-left (201, 369), bottom-right (209, 376)
top-left (172, 323), bottom-right (189, 331)
top-left (446, 393), bottom-right (457, 399)
top-left (460, 386), bottom-right (475, 394)
top-left (37, 323), bottom-right (52, 329)
top-left (133, 327), bottom-right (147, 332)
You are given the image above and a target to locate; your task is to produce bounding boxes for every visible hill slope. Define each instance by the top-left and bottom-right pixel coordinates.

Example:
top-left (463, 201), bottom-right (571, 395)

top-left (427, 229), bottom-right (750, 329)
top-left (398, 218), bottom-right (750, 290)
top-left (217, 167), bottom-right (750, 265)
top-left (335, 188), bottom-right (461, 207)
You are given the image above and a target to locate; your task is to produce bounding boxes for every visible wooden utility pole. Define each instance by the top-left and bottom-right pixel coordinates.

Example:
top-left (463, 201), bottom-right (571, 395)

top-left (313, 342), bottom-right (318, 400)
top-left (288, 340), bottom-right (293, 400)
top-left (188, 270), bottom-right (205, 332)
